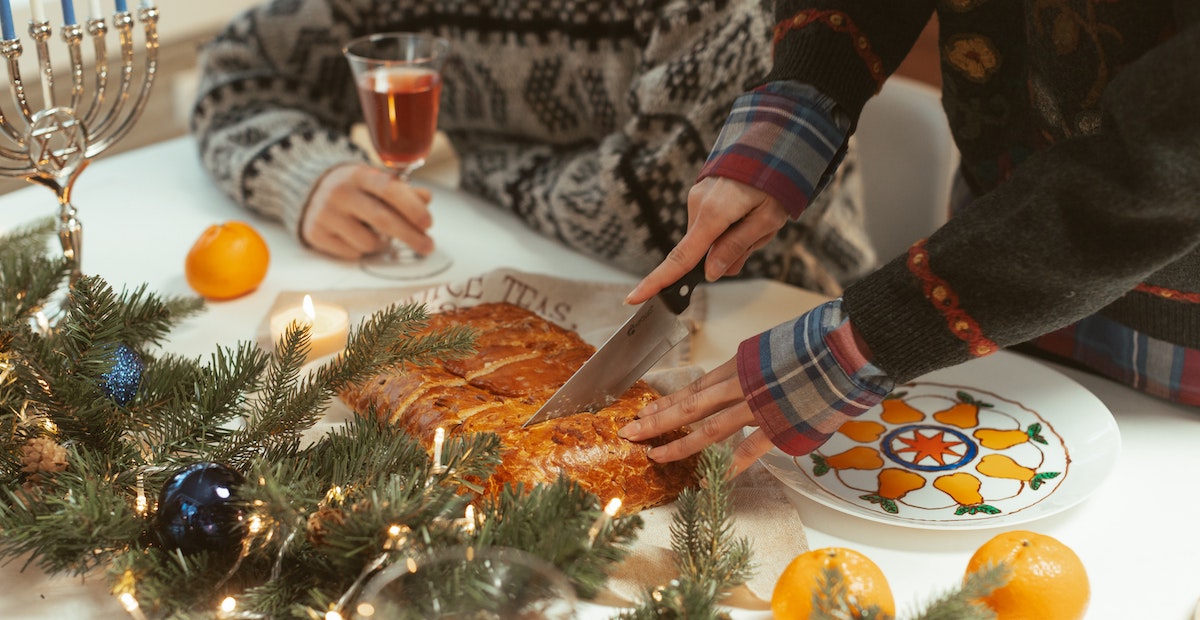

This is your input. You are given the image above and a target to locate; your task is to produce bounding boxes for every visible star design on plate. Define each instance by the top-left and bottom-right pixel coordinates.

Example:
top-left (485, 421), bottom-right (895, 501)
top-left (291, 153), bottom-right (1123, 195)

top-left (893, 429), bottom-right (966, 467)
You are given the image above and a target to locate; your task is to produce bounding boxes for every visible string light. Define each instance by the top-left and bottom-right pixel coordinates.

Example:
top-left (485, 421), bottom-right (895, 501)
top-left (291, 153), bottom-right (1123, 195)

top-left (325, 611), bottom-right (344, 620)
top-left (431, 427), bottom-right (445, 473)
top-left (247, 514), bottom-right (264, 535)
top-left (134, 473), bottom-right (148, 515)
top-left (588, 497), bottom-right (622, 546)
top-left (118, 593), bottom-right (148, 620)
top-left (461, 504), bottom-right (476, 534)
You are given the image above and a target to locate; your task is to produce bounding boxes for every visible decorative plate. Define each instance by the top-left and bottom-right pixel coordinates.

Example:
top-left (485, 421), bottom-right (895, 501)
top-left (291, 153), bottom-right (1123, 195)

top-left (759, 351), bottom-right (1121, 529)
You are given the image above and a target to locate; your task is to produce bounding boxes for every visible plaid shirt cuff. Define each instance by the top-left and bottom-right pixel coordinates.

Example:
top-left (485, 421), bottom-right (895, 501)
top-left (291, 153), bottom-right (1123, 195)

top-left (737, 299), bottom-right (895, 456)
top-left (698, 81), bottom-right (849, 219)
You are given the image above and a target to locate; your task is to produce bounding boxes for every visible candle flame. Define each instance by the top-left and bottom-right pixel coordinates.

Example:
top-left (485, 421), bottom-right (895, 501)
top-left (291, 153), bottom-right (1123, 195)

top-left (302, 295), bottom-right (316, 321)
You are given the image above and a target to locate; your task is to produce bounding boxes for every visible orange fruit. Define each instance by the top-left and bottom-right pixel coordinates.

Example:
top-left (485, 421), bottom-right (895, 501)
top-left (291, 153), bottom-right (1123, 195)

top-left (184, 221), bottom-right (270, 300)
top-left (772, 547), bottom-right (895, 619)
top-left (966, 530), bottom-right (1089, 620)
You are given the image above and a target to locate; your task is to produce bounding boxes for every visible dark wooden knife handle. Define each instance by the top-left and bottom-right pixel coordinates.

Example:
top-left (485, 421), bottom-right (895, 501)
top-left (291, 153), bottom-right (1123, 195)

top-left (657, 260), bottom-right (707, 315)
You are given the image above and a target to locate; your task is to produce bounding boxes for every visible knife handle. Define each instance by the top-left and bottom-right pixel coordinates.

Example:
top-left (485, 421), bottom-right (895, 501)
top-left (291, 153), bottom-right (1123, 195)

top-left (657, 260), bottom-right (707, 315)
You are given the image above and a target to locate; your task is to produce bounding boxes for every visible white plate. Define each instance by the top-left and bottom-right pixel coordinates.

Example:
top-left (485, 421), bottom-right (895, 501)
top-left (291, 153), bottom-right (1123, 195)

top-left (759, 351), bottom-right (1121, 530)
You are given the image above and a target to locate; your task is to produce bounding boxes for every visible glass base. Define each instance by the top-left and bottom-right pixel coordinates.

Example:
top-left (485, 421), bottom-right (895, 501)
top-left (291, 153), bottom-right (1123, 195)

top-left (360, 245), bottom-right (453, 281)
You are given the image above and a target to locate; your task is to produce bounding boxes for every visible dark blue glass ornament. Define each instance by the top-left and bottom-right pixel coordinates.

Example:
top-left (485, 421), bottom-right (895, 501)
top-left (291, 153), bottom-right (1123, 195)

top-left (100, 343), bottom-right (143, 406)
top-left (154, 462), bottom-right (245, 554)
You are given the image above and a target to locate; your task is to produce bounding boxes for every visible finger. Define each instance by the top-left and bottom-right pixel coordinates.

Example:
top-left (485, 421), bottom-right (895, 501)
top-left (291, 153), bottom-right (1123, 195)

top-left (625, 239), bottom-right (710, 306)
top-left (304, 229), bottom-right (362, 260)
top-left (362, 172), bottom-right (435, 231)
top-left (644, 401), bottom-right (757, 463)
top-left (723, 231), bottom-right (775, 276)
top-left (707, 206), bottom-right (787, 277)
top-left (622, 360), bottom-right (740, 437)
top-left (729, 429), bottom-right (775, 478)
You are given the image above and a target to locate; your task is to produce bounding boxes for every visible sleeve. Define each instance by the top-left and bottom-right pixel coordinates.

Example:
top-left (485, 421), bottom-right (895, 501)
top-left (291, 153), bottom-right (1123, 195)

top-left (737, 299), bottom-right (894, 456)
top-left (697, 82), bottom-right (850, 220)
top-left (843, 21), bottom-right (1200, 384)
top-left (189, 0), bottom-right (372, 237)
top-left (765, 0), bottom-right (935, 120)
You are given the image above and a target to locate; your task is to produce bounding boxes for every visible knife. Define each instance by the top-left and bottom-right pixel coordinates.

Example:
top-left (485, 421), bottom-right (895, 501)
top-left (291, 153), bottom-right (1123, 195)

top-left (522, 262), bottom-right (707, 428)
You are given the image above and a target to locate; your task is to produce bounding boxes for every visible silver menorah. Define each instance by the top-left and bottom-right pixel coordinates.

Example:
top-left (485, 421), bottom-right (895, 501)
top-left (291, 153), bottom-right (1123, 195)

top-left (0, 2), bottom-right (158, 281)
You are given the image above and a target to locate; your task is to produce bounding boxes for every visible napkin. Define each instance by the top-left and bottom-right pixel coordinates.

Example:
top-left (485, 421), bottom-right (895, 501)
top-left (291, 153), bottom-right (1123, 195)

top-left (256, 268), bottom-right (808, 609)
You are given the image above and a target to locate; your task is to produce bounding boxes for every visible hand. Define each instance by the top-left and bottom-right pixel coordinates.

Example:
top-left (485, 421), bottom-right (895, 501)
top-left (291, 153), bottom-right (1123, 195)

top-left (625, 176), bottom-right (788, 305)
top-left (617, 359), bottom-right (776, 478)
top-left (301, 162), bottom-right (435, 260)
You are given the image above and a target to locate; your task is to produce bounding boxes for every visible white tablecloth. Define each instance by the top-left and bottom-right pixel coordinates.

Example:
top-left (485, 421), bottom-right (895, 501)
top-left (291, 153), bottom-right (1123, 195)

top-left (0, 137), bottom-right (1197, 619)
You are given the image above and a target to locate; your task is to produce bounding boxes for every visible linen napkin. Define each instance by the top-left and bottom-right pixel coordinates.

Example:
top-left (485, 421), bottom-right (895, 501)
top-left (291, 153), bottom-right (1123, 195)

top-left (255, 268), bottom-right (809, 609)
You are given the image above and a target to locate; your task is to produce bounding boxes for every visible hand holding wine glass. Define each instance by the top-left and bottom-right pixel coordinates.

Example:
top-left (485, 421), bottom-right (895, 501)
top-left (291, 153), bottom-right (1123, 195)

top-left (343, 32), bottom-right (452, 280)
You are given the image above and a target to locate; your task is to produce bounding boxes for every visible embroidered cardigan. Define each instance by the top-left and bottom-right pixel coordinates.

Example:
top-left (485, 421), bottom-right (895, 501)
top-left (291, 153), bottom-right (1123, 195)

top-left (706, 0), bottom-right (1200, 454)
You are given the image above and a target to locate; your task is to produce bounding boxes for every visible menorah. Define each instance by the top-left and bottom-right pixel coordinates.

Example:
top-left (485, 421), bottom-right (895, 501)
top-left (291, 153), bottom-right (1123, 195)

top-left (0, 0), bottom-right (158, 281)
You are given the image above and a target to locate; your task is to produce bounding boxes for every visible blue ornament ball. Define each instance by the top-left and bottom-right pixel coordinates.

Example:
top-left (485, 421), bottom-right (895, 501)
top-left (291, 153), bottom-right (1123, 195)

top-left (154, 462), bottom-right (246, 554)
top-left (100, 343), bottom-right (143, 406)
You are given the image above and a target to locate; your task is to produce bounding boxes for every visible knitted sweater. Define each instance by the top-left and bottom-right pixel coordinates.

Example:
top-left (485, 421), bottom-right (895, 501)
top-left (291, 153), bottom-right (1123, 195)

top-left (764, 0), bottom-right (1200, 384)
top-left (190, 0), bottom-right (875, 293)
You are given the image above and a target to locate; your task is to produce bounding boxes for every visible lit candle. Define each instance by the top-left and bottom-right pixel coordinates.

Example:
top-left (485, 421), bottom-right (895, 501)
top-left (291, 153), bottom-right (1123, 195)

top-left (29, 0), bottom-right (45, 23)
top-left (268, 294), bottom-right (350, 363)
top-left (86, 0), bottom-right (98, 19)
top-left (113, 0), bottom-right (124, 12)
top-left (60, 0), bottom-right (74, 24)
top-left (432, 427), bottom-right (445, 472)
top-left (0, 0), bottom-right (14, 39)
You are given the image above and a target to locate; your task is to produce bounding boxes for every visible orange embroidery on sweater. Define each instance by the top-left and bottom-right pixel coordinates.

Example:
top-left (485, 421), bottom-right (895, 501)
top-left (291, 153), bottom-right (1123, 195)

top-left (773, 10), bottom-right (886, 88)
top-left (907, 240), bottom-right (999, 357)
top-left (1135, 283), bottom-right (1200, 304)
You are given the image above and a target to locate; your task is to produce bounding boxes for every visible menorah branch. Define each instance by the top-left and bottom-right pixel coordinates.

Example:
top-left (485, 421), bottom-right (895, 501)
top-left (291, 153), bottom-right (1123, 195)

top-left (0, 2), bottom-right (159, 282)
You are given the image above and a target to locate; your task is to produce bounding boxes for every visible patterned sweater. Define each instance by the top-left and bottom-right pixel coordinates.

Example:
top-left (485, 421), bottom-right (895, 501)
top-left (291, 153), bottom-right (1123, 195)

top-left (190, 0), bottom-right (875, 293)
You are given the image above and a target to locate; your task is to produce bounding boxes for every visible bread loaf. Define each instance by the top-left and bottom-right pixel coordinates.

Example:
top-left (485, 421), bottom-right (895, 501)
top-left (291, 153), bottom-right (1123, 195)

top-left (340, 302), bottom-right (697, 513)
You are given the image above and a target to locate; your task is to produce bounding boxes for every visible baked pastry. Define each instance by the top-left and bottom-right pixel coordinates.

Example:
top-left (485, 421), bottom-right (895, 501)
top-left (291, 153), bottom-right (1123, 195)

top-left (339, 302), bottom-right (697, 513)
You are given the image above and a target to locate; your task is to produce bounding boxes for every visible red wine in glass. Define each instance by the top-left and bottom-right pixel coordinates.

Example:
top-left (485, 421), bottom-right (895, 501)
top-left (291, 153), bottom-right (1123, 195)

top-left (344, 32), bottom-right (452, 280)
top-left (358, 67), bottom-right (442, 172)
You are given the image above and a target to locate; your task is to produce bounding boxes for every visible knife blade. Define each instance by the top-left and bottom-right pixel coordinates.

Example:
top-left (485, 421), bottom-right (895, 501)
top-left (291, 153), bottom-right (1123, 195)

top-left (522, 262), bottom-right (706, 428)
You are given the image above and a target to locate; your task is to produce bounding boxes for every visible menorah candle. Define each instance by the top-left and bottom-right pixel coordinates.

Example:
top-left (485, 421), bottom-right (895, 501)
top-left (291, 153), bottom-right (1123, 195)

top-left (268, 294), bottom-right (350, 363)
top-left (29, 0), bottom-right (45, 23)
top-left (0, 0), bottom-right (14, 40)
top-left (137, 0), bottom-right (151, 8)
top-left (60, 0), bottom-right (75, 25)
top-left (86, 0), bottom-right (97, 19)
top-left (113, 0), bottom-right (124, 12)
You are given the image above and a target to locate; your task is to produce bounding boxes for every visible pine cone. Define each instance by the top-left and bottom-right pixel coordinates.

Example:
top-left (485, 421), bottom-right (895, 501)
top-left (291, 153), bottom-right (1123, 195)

top-left (20, 436), bottom-right (68, 478)
top-left (305, 505), bottom-right (346, 547)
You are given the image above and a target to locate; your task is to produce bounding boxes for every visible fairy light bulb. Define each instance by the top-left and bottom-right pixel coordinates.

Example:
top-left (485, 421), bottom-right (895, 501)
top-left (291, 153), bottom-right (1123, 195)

top-left (432, 427), bottom-right (445, 472)
top-left (118, 593), bottom-right (148, 620)
top-left (219, 597), bottom-right (237, 613)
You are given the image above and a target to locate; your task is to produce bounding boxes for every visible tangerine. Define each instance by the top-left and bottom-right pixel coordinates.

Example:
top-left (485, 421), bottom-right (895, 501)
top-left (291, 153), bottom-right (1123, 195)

top-left (185, 221), bottom-right (270, 301)
top-left (965, 530), bottom-right (1089, 620)
top-left (771, 547), bottom-right (895, 619)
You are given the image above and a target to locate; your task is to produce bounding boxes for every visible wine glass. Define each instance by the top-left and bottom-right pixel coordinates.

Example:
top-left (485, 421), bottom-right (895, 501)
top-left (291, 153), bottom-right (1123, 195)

top-left (344, 32), bottom-right (453, 280)
top-left (353, 546), bottom-right (577, 619)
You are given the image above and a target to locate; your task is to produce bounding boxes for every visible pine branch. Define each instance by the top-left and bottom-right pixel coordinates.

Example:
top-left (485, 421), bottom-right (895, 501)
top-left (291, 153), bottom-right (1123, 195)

top-left (907, 563), bottom-right (1006, 620)
top-left (617, 445), bottom-right (752, 619)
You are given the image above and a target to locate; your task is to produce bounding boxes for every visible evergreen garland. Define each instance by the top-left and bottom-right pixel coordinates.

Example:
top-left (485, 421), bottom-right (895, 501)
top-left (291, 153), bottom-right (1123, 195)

top-left (0, 218), bottom-right (1009, 619)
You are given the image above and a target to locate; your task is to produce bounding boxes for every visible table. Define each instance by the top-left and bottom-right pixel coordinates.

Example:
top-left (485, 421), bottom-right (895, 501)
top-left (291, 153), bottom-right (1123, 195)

top-left (0, 137), bottom-right (1197, 619)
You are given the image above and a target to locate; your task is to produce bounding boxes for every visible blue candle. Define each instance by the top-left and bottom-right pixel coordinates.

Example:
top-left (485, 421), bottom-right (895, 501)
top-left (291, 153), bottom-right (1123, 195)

top-left (0, 0), bottom-right (13, 40)
top-left (60, 0), bottom-right (75, 24)
top-left (114, 0), bottom-right (124, 11)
